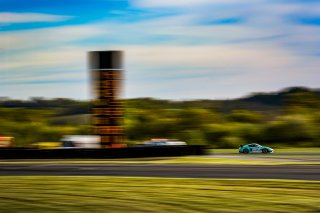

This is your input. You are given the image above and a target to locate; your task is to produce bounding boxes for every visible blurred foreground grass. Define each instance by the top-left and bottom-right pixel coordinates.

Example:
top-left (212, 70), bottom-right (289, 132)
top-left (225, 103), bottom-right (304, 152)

top-left (0, 176), bottom-right (319, 213)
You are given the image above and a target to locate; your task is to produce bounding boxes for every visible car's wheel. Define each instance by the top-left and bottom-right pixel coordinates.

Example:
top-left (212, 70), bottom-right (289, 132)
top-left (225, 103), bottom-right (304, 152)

top-left (243, 149), bottom-right (249, 154)
top-left (262, 148), bottom-right (268, 154)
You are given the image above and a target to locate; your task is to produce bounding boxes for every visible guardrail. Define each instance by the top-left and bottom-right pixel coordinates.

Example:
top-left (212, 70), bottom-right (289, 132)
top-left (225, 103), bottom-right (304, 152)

top-left (0, 145), bottom-right (207, 159)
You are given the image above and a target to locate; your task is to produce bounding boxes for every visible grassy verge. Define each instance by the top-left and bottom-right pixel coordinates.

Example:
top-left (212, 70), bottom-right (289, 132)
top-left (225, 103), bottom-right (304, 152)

top-left (143, 156), bottom-right (320, 165)
top-left (0, 156), bottom-right (319, 165)
top-left (0, 176), bottom-right (319, 212)
top-left (0, 148), bottom-right (319, 165)
top-left (273, 147), bottom-right (320, 153)
top-left (211, 147), bottom-right (320, 153)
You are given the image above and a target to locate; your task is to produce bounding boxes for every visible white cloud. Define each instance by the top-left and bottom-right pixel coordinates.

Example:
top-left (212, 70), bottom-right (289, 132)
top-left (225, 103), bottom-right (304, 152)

top-left (122, 44), bottom-right (320, 99)
top-left (0, 24), bottom-right (105, 50)
top-left (0, 12), bottom-right (72, 24)
top-left (1, 0), bottom-right (320, 99)
top-left (133, 0), bottom-right (254, 8)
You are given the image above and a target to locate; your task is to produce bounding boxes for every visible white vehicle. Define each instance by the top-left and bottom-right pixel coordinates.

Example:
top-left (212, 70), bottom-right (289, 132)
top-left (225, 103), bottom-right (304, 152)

top-left (61, 135), bottom-right (101, 148)
top-left (143, 139), bottom-right (187, 146)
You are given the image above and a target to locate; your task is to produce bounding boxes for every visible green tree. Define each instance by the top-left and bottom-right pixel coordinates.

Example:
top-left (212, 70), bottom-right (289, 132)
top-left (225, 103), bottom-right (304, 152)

top-left (286, 92), bottom-right (320, 114)
top-left (227, 110), bottom-right (263, 123)
top-left (261, 116), bottom-right (317, 145)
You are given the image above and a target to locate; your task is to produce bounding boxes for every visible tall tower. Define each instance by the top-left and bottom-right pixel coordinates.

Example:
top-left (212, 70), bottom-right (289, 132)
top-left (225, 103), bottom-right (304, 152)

top-left (89, 51), bottom-right (125, 148)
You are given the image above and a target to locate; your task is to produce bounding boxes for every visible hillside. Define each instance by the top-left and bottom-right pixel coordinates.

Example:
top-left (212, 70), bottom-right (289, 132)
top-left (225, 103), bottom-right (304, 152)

top-left (1, 86), bottom-right (319, 147)
top-left (1, 86), bottom-right (318, 115)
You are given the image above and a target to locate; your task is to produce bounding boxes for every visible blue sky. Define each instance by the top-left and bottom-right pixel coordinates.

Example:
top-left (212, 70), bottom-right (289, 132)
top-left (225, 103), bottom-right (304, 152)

top-left (1, 0), bottom-right (320, 100)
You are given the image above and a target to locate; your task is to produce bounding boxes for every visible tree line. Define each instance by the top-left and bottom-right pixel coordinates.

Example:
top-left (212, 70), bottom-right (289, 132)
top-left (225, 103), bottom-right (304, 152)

top-left (0, 87), bottom-right (319, 147)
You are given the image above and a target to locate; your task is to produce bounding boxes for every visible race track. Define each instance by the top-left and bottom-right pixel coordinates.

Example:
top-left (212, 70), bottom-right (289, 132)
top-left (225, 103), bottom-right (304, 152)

top-left (0, 163), bottom-right (319, 180)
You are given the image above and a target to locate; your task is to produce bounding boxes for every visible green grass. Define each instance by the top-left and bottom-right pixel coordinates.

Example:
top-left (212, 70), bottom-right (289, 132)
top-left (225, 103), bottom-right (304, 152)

top-left (1, 155), bottom-right (319, 165)
top-left (211, 147), bottom-right (320, 153)
top-left (0, 176), bottom-right (319, 213)
top-left (273, 147), bottom-right (320, 153)
top-left (0, 148), bottom-right (319, 166)
top-left (149, 156), bottom-right (320, 165)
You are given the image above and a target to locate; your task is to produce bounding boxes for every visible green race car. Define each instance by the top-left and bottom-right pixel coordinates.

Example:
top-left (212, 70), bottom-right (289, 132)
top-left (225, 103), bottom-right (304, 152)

top-left (239, 143), bottom-right (274, 154)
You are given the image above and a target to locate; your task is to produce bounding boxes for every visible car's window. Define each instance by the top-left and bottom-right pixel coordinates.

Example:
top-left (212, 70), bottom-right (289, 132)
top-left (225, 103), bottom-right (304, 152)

top-left (249, 144), bottom-right (256, 147)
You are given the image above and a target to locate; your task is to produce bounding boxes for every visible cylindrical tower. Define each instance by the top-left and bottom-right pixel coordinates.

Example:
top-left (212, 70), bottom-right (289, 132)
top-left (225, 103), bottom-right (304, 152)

top-left (88, 51), bottom-right (125, 148)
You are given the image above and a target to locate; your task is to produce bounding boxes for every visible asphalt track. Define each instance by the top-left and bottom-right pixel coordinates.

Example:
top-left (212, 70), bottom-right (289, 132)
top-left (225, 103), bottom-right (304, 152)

top-left (0, 164), bottom-right (319, 180)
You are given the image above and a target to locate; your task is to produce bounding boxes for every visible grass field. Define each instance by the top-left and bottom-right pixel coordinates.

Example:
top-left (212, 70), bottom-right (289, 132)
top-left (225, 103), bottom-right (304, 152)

top-left (0, 148), bottom-right (319, 166)
top-left (0, 177), bottom-right (319, 213)
top-left (211, 147), bottom-right (320, 153)
top-left (0, 155), bottom-right (319, 165)
top-left (0, 157), bottom-right (318, 165)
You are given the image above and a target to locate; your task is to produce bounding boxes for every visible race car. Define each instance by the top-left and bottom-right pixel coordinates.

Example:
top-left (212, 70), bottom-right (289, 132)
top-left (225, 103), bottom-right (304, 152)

top-left (239, 143), bottom-right (274, 154)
